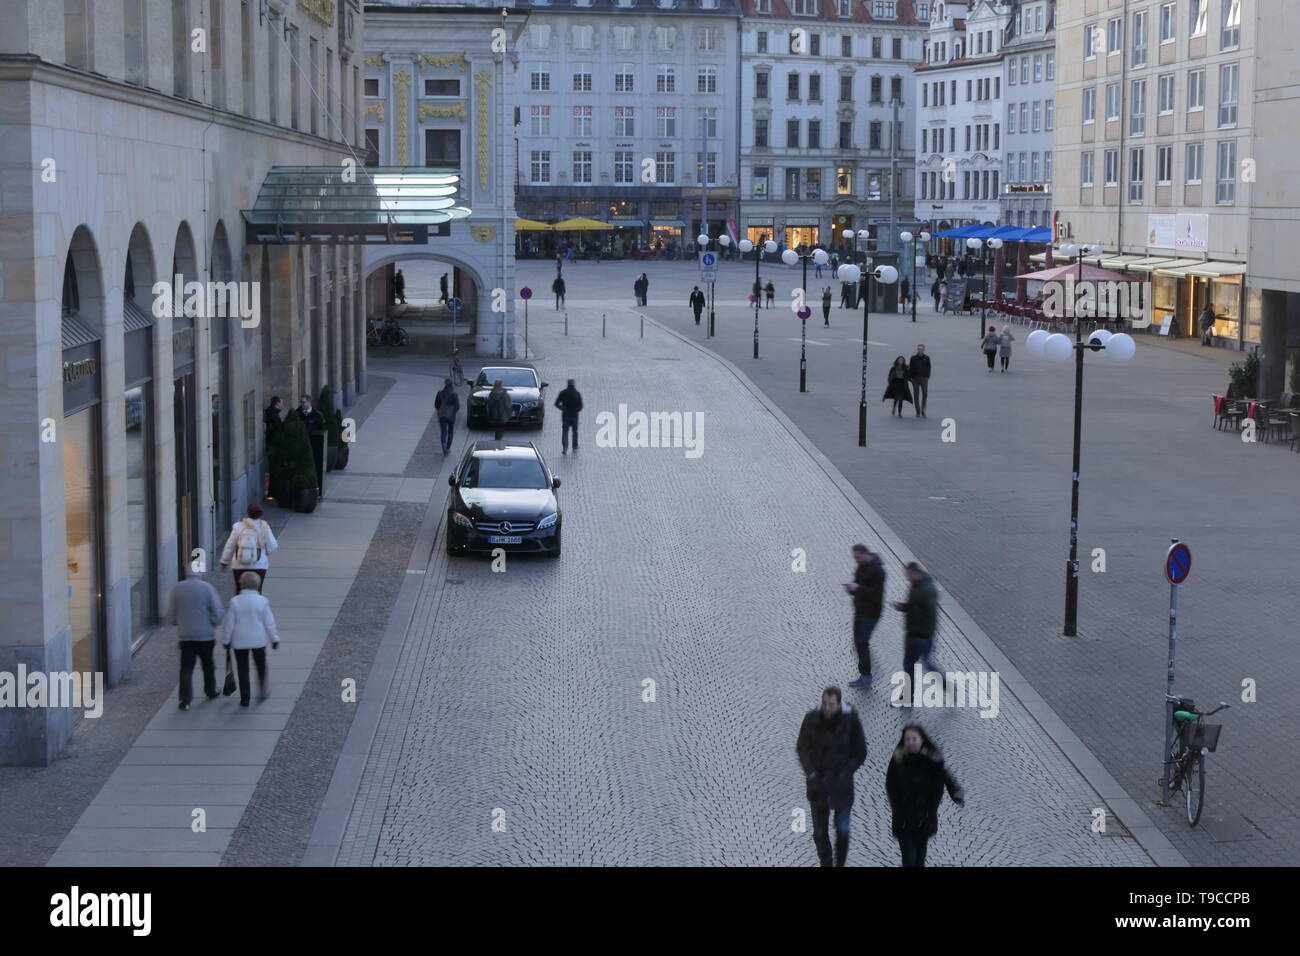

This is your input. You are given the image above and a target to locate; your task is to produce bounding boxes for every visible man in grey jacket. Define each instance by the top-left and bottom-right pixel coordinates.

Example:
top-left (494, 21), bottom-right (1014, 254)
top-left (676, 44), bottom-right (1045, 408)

top-left (162, 571), bottom-right (224, 710)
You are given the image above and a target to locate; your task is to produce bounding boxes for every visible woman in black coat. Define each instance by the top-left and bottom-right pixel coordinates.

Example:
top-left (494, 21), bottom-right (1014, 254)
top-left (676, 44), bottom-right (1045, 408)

top-left (882, 356), bottom-right (913, 417)
top-left (263, 396), bottom-right (283, 445)
top-left (885, 724), bottom-right (964, 867)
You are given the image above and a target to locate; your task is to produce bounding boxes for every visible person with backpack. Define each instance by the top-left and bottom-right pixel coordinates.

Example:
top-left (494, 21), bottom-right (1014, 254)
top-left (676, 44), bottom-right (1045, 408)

top-left (885, 724), bottom-right (964, 867)
top-left (219, 502), bottom-right (278, 591)
top-left (689, 286), bottom-right (706, 325)
top-left (435, 376), bottom-right (460, 454)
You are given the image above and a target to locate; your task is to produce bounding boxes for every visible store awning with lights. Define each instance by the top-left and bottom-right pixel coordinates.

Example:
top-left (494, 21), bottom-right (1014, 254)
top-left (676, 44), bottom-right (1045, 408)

top-left (242, 166), bottom-right (471, 245)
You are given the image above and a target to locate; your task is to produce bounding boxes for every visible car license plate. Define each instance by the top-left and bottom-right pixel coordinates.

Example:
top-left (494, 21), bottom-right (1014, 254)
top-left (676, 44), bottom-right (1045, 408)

top-left (487, 535), bottom-right (522, 544)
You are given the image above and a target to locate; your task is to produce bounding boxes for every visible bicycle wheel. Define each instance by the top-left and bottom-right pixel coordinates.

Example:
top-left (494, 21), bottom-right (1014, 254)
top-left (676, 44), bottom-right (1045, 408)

top-left (1165, 736), bottom-right (1185, 793)
top-left (1185, 751), bottom-right (1206, 826)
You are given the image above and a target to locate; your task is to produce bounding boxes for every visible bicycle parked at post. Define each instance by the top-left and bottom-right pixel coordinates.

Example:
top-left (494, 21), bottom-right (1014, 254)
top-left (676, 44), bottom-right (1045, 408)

top-left (449, 349), bottom-right (465, 386)
top-left (367, 315), bottom-right (408, 347)
top-left (1163, 695), bottom-right (1229, 826)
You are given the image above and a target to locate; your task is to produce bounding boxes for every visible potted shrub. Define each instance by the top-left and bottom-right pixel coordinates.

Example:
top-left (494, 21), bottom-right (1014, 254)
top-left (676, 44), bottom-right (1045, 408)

top-left (267, 419), bottom-right (294, 507)
top-left (1226, 352), bottom-right (1259, 400)
top-left (278, 411), bottom-right (319, 513)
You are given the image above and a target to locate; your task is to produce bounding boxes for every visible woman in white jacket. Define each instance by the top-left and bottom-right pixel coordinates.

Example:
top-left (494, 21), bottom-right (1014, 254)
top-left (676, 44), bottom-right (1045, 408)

top-left (222, 572), bottom-right (280, 707)
top-left (218, 502), bottom-right (278, 591)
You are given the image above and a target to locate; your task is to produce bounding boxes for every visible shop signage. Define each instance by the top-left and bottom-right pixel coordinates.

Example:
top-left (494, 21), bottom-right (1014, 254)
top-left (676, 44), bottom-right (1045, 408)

top-left (1147, 214), bottom-right (1175, 249)
top-left (1174, 214), bottom-right (1209, 253)
top-left (1007, 184), bottom-right (1047, 193)
top-left (62, 357), bottom-right (97, 385)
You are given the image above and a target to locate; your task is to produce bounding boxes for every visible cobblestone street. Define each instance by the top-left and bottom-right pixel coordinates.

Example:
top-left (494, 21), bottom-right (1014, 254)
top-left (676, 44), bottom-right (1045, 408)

top-left (335, 268), bottom-right (1161, 866)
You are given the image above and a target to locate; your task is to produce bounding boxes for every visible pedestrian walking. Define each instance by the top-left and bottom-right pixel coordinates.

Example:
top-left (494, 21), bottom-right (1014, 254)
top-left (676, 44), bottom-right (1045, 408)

top-left (891, 562), bottom-right (944, 706)
top-left (263, 395), bottom-right (283, 447)
top-left (689, 286), bottom-right (706, 325)
top-left (843, 545), bottom-right (885, 687)
top-left (815, 259), bottom-right (824, 278)
top-left (218, 502), bottom-right (278, 592)
top-left (555, 378), bottom-right (583, 455)
top-left (394, 269), bottom-right (406, 305)
top-left (439, 273), bottom-right (449, 305)
top-left (1199, 303), bottom-right (1216, 346)
top-left (997, 326), bottom-right (1015, 371)
top-left (435, 376), bottom-right (460, 454)
top-left (764, 280), bottom-right (775, 309)
top-left (931, 279), bottom-right (941, 313)
top-left (162, 570), bottom-right (224, 710)
top-left (899, 276), bottom-right (911, 308)
top-left (841, 281), bottom-right (854, 310)
top-left (981, 325), bottom-right (1000, 371)
top-left (936, 258), bottom-right (947, 281)
top-left (221, 572), bottom-right (280, 707)
top-left (908, 345), bottom-right (931, 417)
top-left (885, 724), bottom-right (964, 867)
top-left (938, 280), bottom-right (949, 314)
top-left (821, 287), bottom-right (833, 326)
top-left (796, 686), bottom-right (868, 867)
top-left (487, 379), bottom-right (511, 440)
top-left (830, 253), bottom-right (839, 278)
top-left (753, 278), bottom-right (762, 303)
top-left (634, 273), bottom-right (649, 307)
top-left (552, 275), bottom-right (566, 310)
top-left (883, 356), bottom-right (913, 416)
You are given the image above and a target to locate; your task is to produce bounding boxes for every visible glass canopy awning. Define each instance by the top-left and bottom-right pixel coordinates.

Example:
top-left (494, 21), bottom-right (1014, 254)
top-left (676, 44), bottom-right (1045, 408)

top-left (242, 166), bottom-right (472, 245)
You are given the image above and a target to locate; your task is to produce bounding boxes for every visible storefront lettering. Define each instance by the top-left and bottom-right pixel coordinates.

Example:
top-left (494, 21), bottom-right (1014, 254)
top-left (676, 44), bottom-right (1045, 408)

top-left (62, 358), bottom-right (97, 384)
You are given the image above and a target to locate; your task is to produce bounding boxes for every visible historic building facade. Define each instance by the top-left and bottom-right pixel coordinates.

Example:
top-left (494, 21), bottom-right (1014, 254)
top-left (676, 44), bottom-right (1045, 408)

top-left (1, 0), bottom-right (367, 764)
top-left (999, 0), bottom-right (1056, 227)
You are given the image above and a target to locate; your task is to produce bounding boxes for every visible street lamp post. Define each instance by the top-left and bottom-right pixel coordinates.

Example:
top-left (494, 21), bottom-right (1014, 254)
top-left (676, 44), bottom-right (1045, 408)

top-left (839, 261), bottom-right (899, 447)
top-left (1027, 253), bottom-right (1133, 637)
top-left (899, 230), bottom-right (931, 323)
top-left (697, 231), bottom-right (733, 338)
top-left (782, 245), bottom-right (830, 392)
top-left (738, 235), bottom-right (776, 358)
top-left (965, 236), bottom-right (1003, 332)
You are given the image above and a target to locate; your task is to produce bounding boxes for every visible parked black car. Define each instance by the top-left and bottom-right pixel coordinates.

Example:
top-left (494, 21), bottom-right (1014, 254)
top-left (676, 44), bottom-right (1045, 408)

top-left (446, 440), bottom-right (562, 557)
top-left (466, 366), bottom-right (548, 429)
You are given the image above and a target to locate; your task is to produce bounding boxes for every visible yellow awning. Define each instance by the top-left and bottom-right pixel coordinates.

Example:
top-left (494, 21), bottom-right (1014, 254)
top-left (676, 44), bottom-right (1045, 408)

top-left (551, 217), bottom-right (613, 231)
top-left (515, 218), bottom-right (552, 231)
top-left (1126, 257), bottom-right (1199, 274)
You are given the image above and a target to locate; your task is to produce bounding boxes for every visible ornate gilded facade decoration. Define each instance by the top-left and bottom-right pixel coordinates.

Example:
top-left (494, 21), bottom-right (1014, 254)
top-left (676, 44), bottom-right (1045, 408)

top-left (474, 70), bottom-right (492, 191)
top-left (418, 102), bottom-right (467, 122)
top-left (420, 53), bottom-right (466, 70)
top-left (470, 225), bottom-right (497, 243)
top-left (393, 69), bottom-right (412, 165)
top-left (363, 53), bottom-right (386, 68)
top-left (364, 102), bottom-right (385, 123)
top-left (296, 0), bottom-right (335, 27)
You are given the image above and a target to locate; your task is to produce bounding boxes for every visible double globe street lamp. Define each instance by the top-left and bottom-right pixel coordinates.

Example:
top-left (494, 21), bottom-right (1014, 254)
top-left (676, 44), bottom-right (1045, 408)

top-left (899, 229), bottom-right (931, 323)
top-left (1026, 262), bottom-right (1136, 637)
top-left (837, 260), bottom-right (899, 446)
top-left (696, 232), bottom-right (734, 338)
top-left (965, 235), bottom-right (1004, 331)
top-left (737, 236), bottom-right (778, 358)
top-left (782, 246), bottom-right (830, 392)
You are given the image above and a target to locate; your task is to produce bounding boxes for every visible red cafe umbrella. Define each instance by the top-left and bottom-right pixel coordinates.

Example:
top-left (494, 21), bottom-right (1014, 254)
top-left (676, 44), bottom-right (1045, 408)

top-left (992, 244), bottom-right (1005, 305)
top-left (1044, 241), bottom-right (1055, 270)
top-left (1015, 242), bottom-right (1029, 304)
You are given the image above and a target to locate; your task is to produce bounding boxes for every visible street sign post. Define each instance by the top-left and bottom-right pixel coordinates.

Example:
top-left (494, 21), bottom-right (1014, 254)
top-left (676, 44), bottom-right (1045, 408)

top-left (699, 251), bottom-right (717, 283)
top-left (1161, 538), bottom-right (1192, 806)
top-left (519, 288), bottom-right (532, 358)
top-left (448, 296), bottom-right (462, 351)
top-left (798, 306), bottom-right (811, 392)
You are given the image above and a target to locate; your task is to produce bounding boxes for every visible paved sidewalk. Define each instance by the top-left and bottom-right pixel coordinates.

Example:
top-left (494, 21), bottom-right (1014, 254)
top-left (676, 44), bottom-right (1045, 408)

top-left (329, 301), bottom-right (1175, 866)
top-left (45, 371), bottom-right (441, 866)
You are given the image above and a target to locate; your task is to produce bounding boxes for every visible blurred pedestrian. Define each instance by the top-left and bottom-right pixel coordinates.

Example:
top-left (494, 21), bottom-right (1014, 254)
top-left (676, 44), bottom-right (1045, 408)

top-left (764, 280), bottom-right (775, 308)
top-left (843, 545), bottom-right (884, 687)
top-left (885, 724), bottom-right (964, 867)
top-left (891, 562), bottom-right (944, 705)
top-left (830, 253), bottom-right (840, 278)
top-left (555, 378), bottom-right (583, 455)
top-left (221, 572), bottom-right (280, 708)
top-left (931, 278), bottom-right (941, 313)
top-left (552, 275), bottom-right (566, 310)
top-left (263, 395), bottom-right (283, 447)
top-left (981, 325), bottom-right (1000, 371)
top-left (218, 502), bottom-right (277, 592)
top-left (822, 287), bottom-right (833, 326)
top-left (487, 379), bottom-right (511, 440)
top-left (162, 569), bottom-right (223, 710)
top-left (883, 356), bottom-right (913, 416)
top-left (899, 276), bottom-right (911, 308)
top-left (796, 686), bottom-right (867, 867)
top-left (689, 286), bottom-right (706, 325)
top-left (908, 345), bottom-right (931, 417)
top-left (394, 269), bottom-right (406, 305)
top-left (1199, 303), bottom-right (1216, 346)
top-left (439, 273), bottom-right (449, 305)
top-left (939, 280), bottom-right (949, 314)
top-left (997, 326), bottom-right (1015, 371)
top-left (435, 376), bottom-right (460, 453)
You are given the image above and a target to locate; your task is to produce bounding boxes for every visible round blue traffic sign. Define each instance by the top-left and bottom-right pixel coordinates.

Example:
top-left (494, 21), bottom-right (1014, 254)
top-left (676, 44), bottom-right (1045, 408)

top-left (1165, 542), bottom-right (1191, 584)
top-left (520, 287), bottom-right (532, 300)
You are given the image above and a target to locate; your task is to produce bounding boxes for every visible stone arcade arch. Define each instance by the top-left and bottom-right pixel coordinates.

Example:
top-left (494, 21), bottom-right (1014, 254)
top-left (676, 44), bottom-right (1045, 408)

top-left (363, 247), bottom-right (489, 352)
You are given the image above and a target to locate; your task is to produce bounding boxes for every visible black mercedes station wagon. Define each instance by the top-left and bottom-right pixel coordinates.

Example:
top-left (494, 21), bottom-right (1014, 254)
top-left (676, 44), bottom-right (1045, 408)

top-left (446, 440), bottom-right (562, 557)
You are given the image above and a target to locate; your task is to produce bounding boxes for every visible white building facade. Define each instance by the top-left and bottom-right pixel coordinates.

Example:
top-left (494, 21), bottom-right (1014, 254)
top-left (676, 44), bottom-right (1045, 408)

top-left (913, 0), bottom-right (1014, 237)
top-left (999, 0), bottom-right (1055, 228)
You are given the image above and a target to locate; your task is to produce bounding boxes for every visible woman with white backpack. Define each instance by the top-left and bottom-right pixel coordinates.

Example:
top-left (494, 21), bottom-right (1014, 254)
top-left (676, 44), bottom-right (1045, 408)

top-left (219, 502), bottom-right (278, 591)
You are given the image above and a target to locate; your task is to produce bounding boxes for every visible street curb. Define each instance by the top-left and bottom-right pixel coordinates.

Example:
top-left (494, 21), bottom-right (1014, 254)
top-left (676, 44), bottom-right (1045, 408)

top-left (644, 311), bottom-right (1190, 869)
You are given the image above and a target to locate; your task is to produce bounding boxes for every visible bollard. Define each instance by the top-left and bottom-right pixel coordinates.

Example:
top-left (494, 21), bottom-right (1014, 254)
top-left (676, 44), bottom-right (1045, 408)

top-left (565, 311), bottom-right (569, 336)
top-left (602, 313), bottom-right (606, 337)
top-left (640, 315), bottom-right (644, 339)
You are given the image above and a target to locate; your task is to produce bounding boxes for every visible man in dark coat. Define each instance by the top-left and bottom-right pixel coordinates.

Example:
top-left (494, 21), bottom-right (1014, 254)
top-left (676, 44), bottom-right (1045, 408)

top-left (394, 269), bottom-right (406, 304)
top-left (439, 273), bottom-right (449, 304)
top-left (263, 396), bottom-right (283, 447)
top-left (885, 724), bottom-right (964, 867)
top-left (797, 687), bottom-right (867, 867)
top-left (843, 545), bottom-right (884, 687)
top-left (689, 286), bottom-right (706, 325)
top-left (891, 562), bottom-right (942, 705)
top-left (764, 280), bottom-right (775, 308)
top-left (552, 275), bottom-right (566, 310)
top-left (908, 344), bottom-right (931, 417)
top-left (899, 275), bottom-right (911, 308)
top-left (486, 380), bottom-right (512, 440)
top-left (434, 377), bottom-right (460, 454)
top-left (1199, 304), bottom-right (1216, 346)
top-left (294, 395), bottom-right (327, 497)
top-left (554, 379), bottom-right (583, 455)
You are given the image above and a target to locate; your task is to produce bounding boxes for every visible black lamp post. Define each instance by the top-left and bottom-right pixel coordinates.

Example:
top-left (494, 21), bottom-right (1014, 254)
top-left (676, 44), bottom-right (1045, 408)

top-left (965, 236), bottom-right (1003, 334)
top-left (696, 230), bottom-right (734, 339)
top-left (739, 235), bottom-right (775, 359)
top-left (838, 260), bottom-right (899, 447)
top-left (782, 245), bottom-right (830, 392)
top-left (899, 229), bottom-right (931, 323)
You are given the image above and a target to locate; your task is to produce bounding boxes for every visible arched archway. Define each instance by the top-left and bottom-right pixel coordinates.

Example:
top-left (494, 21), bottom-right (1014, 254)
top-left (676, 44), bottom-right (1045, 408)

top-left (169, 221), bottom-right (200, 579)
top-left (362, 248), bottom-right (489, 353)
top-left (208, 221), bottom-right (234, 532)
top-left (123, 222), bottom-right (159, 640)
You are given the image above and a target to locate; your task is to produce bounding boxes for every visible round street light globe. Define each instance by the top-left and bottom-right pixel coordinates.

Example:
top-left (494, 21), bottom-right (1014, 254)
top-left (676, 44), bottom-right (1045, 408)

top-left (839, 264), bottom-right (862, 283)
top-left (989, 238), bottom-right (1004, 249)
top-left (738, 239), bottom-right (754, 253)
top-left (781, 249), bottom-right (799, 265)
top-left (697, 234), bottom-right (710, 247)
top-left (857, 230), bottom-right (872, 240)
top-left (813, 248), bottom-right (829, 265)
top-left (718, 234), bottom-right (731, 246)
top-left (1106, 332), bottom-right (1136, 362)
top-left (1087, 329), bottom-right (1113, 351)
top-left (764, 240), bottom-right (778, 253)
top-left (920, 231), bottom-right (931, 242)
top-left (1060, 243), bottom-right (1079, 258)
top-left (1043, 332), bottom-right (1074, 363)
top-left (900, 231), bottom-right (914, 242)
top-left (1025, 328), bottom-right (1050, 357)
top-left (876, 265), bottom-right (899, 284)
top-left (842, 229), bottom-right (855, 240)
top-left (967, 237), bottom-right (982, 250)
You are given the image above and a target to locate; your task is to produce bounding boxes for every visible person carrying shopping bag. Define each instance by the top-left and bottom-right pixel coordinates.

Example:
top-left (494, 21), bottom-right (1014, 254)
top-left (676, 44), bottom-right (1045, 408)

top-left (221, 572), bottom-right (280, 707)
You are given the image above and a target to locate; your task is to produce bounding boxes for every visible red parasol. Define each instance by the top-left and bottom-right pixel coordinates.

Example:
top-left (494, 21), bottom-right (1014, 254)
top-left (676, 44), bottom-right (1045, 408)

top-left (1015, 242), bottom-right (1029, 304)
top-left (992, 244), bottom-right (1005, 304)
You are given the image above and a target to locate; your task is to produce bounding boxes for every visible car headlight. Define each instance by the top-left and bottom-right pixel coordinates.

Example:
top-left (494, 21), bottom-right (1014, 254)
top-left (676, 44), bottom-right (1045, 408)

top-left (452, 512), bottom-right (474, 528)
top-left (537, 512), bottom-right (558, 530)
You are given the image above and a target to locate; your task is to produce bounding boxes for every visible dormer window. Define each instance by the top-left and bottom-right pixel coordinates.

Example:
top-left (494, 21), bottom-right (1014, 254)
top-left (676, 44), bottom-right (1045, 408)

top-left (873, 0), bottom-right (896, 19)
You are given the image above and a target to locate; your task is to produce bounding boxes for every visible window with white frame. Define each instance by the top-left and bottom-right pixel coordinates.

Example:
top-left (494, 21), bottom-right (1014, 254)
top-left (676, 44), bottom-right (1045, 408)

top-left (791, 0), bottom-right (814, 12)
top-left (1084, 24), bottom-right (1098, 60)
top-left (1019, 152), bottom-right (1027, 181)
top-left (1020, 56), bottom-right (1029, 84)
top-left (756, 0), bottom-right (771, 10)
top-left (1187, 68), bottom-right (1204, 110)
top-left (916, 1), bottom-right (929, 20)
top-left (530, 105), bottom-right (551, 135)
top-left (614, 26), bottom-right (636, 51)
top-left (656, 106), bottom-right (677, 136)
top-left (1045, 99), bottom-right (1054, 131)
top-left (1046, 53), bottom-right (1054, 81)
top-left (656, 64), bottom-right (675, 92)
top-left (1033, 100), bottom-right (1042, 131)
top-left (1007, 155), bottom-right (1016, 183)
top-left (1031, 152), bottom-right (1040, 182)
top-left (1221, 0), bottom-right (1240, 50)
top-left (1007, 103), bottom-right (1017, 133)
top-left (1216, 139), bottom-right (1236, 202)
top-left (1045, 151), bottom-right (1052, 182)
top-left (700, 107), bottom-right (718, 138)
top-left (530, 68), bottom-right (551, 91)
top-left (873, 0), bottom-right (896, 18)
top-left (754, 118), bottom-right (769, 147)
top-left (530, 150), bottom-right (551, 183)
top-left (696, 152), bottom-right (718, 185)
top-left (1104, 148), bottom-right (1119, 185)
top-left (615, 64), bottom-right (634, 92)
top-left (614, 151), bottom-right (634, 183)
top-left (1158, 74), bottom-right (1175, 114)
top-left (698, 27), bottom-right (719, 51)
top-left (1128, 147), bottom-right (1144, 202)
top-left (698, 67), bottom-right (718, 93)
top-left (1185, 142), bottom-right (1203, 184)
top-left (1009, 60), bottom-right (1017, 86)
top-left (1190, 0), bottom-right (1207, 37)
top-left (1082, 87), bottom-right (1096, 123)
top-left (1107, 18), bottom-right (1121, 55)
top-left (1106, 83), bottom-right (1120, 120)
top-left (1157, 145), bottom-right (1173, 184)
top-left (655, 26), bottom-right (675, 51)
top-left (1020, 102), bottom-right (1029, 130)
top-left (1034, 55), bottom-right (1042, 82)
top-left (614, 106), bottom-right (635, 136)
top-left (1081, 151), bottom-right (1095, 186)
top-left (1132, 10), bottom-right (1147, 67)
top-left (571, 24), bottom-right (594, 50)
top-left (1160, 3), bottom-right (1176, 43)
top-left (1130, 79), bottom-right (1146, 135)
top-left (572, 106), bottom-right (593, 136)
top-left (655, 152), bottom-right (676, 183)
top-left (1218, 63), bottom-right (1238, 127)
top-left (573, 64), bottom-right (593, 92)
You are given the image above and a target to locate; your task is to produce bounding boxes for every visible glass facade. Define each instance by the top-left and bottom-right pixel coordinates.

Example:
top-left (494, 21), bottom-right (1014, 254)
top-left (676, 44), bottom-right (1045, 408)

top-left (64, 406), bottom-right (103, 675)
